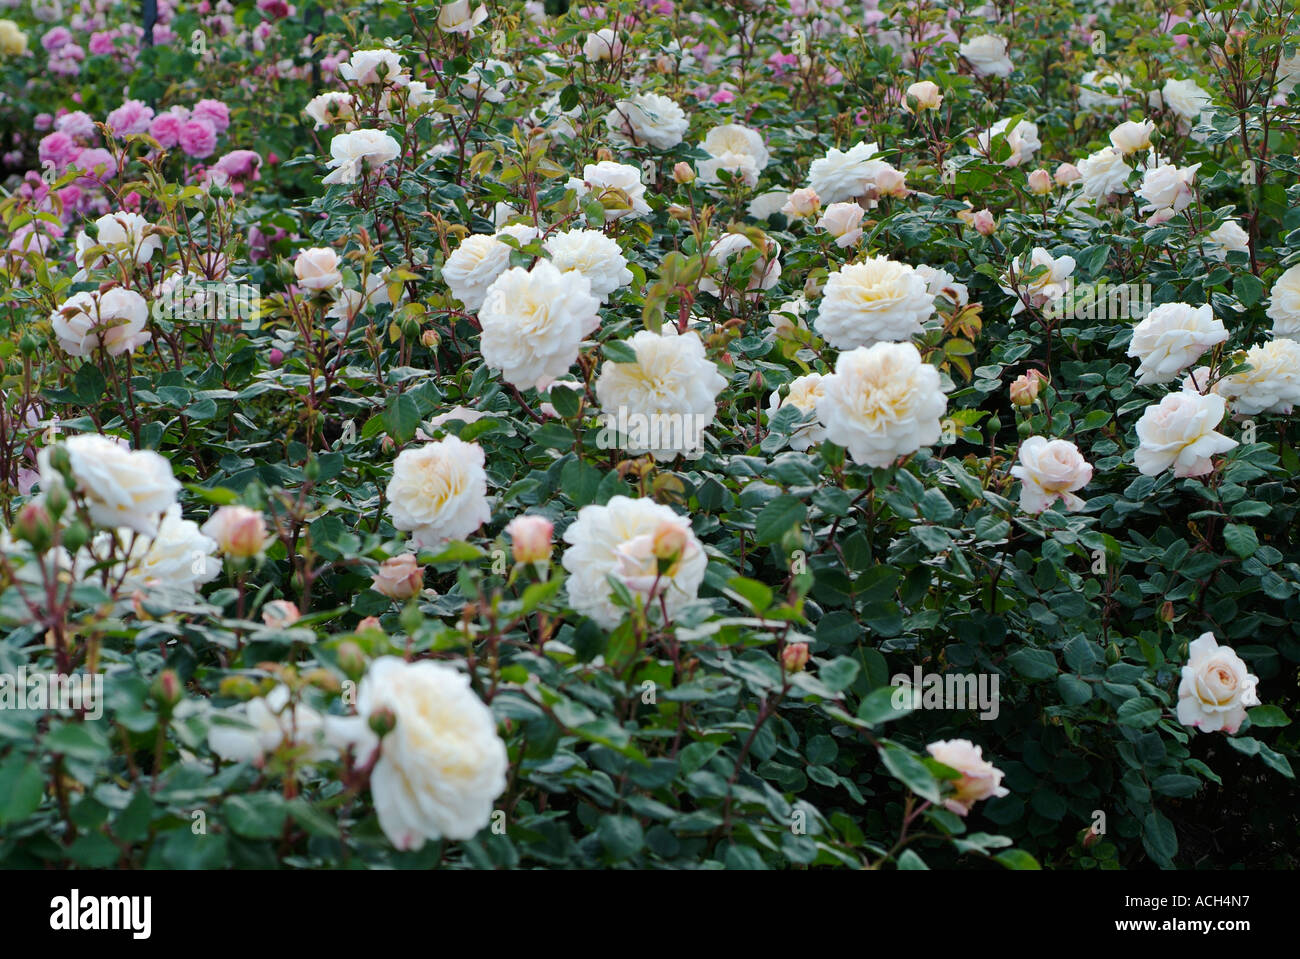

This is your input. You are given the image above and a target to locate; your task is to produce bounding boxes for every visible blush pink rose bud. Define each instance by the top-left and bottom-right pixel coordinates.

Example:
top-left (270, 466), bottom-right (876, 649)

top-left (505, 514), bottom-right (553, 564)
top-left (261, 600), bottom-right (301, 628)
top-left (1027, 168), bottom-right (1052, 195)
top-left (269, 348), bottom-right (284, 366)
top-left (14, 501), bottom-right (55, 553)
top-left (371, 553), bottom-right (425, 600)
top-left (782, 642), bottom-right (811, 673)
top-left (816, 201), bottom-right (866, 248)
top-left (151, 669), bottom-right (182, 710)
top-left (672, 161), bottom-right (695, 184)
top-left (781, 187), bottom-right (821, 218)
top-left (1054, 162), bottom-right (1081, 186)
top-left (904, 80), bottom-right (943, 114)
top-left (201, 505), bottom-right (268, 558)
top-left (337, 640), bottom-right (368, 680)
top-left (971, 209), bottom-right (997, 235)
top-left (1009, 369), bottom-right (1047, 406)
top-left (293, 246), bottom-right (342, 292)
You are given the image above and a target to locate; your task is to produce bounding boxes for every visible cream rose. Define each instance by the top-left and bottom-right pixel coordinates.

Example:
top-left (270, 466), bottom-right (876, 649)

top-left (594, 328), bottom-right (727, 461)
top-left (1002, 247), bottom-right (1075, 317)
top-left (816, 202), bottom-right (865, 248)
top-left (39, 433), bottom-right (180, 536)
top-left (605, 92), bottom-right (689, 151)
top-left (1176, 633), bottom-right (1260, 734)
top-left (385, 435), bottom-right (492, 548)
top-left (959, 35), bottom-right (1013, 78)
top-left (1109, 118), bottom-right (1156, 155)
top-left (1211, 338), bottom-right (1300, 415)
top-left (321, 128), bottom-right (401, 185)
top-left (105, 503), bottom-right (220, 595)
top-left (1266, 264), bottom-right (1300, 339)
top-left (1137, 162), bottom-right (1200, 221)
top-left (1077, 146), bottom-right (1133, 201)
top-left (698, 232), bottom-right (782, 307)
top-left (209, 685), bottom-right (347, 766)
top-left (815, 257), bottom-right (935, 349)
top-left (583, 28), bottom-right (623, 61)
top-left (339, 49), bottom-right (408, 85)
top-left (437, 0), bottom-right (488, 35)
top-left (1127, 302), bottom-right (1226, 385)
top-left (816, 341), bottom-right (947, 467)
top-left (442, 224), bottom-right (539, 312)
top-left (569, 161), bottom-right (651, 219)
top-left (1133, 390), bottom-right (1237, 477)
top-left (544, 228), bottom-right (632, 302)
top-left (200, 505), bottom-right (268, 558)
top-left (767, 373), bottom-right (827, 452)
top-left (904, 80), bottom-right (943, 113)
top-left (304, 91), bottom-right (354, 129)
top-left (50, 288), bottom-right (151, 358)
top-left (972, 117), bottom-right (1040, 168)
top-left (1011, 437), bottom-right (1093, 513)
top-left (1204, 220), bottom-right (1250, 262)
top-left (807, 141), bottom-right (892, 205)
top-left (358, 657), bottom-right (507, 849)
top-left (1078, 70), bottom-right (1131, 111)
top-left (479, 258), bottom-right (601, 390)
top-left (925, 739), bottom-right (1010, 816)
top-left (562, 495), bottom-right (708, 629)
top-left (294, 247), bottom-right (343, 292)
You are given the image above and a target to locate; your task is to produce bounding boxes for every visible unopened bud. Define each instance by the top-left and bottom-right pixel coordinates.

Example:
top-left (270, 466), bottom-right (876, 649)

top-left (218, 675), bottom-right (261, 700)
top-left (672, 161), bottom-right (695, 184)
top-left (151, 669), bottom-right (182, 711)
top-left (368, 706), bottom-right (397, 738)
top-left (782, 642), bottom-right (811, 673)
top-left (421, 329), bottom-right (440, 349)
top-left (337, 640), bottom-right (368, 680)
top-left (1158, 601), bottom-right (1175, 623)
top-left (1027, 168), bottom-right (1052, 195)
top-left (505, 514), bottom-right (553, 564)
top-left (14, 501), bottom-right (54, 553)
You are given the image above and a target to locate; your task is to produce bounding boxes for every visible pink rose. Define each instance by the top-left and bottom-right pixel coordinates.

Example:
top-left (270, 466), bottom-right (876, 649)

top-left (179, 119), bottom-right (217, 158)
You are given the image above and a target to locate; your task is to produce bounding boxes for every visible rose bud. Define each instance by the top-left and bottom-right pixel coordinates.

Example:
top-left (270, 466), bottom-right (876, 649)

top-left (1027, 168), bottom-right (1052, 195)
top-left (14, 501), bottom-right (54, 553)
top-left (904, 79), bottom-right (943, 114)
top-left (1054, 162), bottom-right (1082, 186)
top-left (261, 599), bottom-right (301, 628)
top-left (421, 329), bottom-right (440, 349)
top-left (1010, 370), bottom-right (1046, 406)
top-left (971, 209), bottom-right (996, 235)
top-left (292, 247), bottom-right (342, 292)
top-left (672, 161), bottom-right (695, 184)
top-left (337, 640), bottom-right (368, 680)
top-left (781, 187), bottom-right (821, 219)
top-left (151, 669), bottom-right (182, 710)
top-left (269, 347), bottom-right (285, 366)
top-left (782, 642), bottom-right (811, 673)
top-left (651, 520), bottom-right (690, 569)
top-left (505, 514), bottom-right (554, 564)
top-left (201, 505), bottom-right (268, 559)
top-left (371, 553), bottom-right (425, 600)
top-left (368, 705), bottom-right (398, 738)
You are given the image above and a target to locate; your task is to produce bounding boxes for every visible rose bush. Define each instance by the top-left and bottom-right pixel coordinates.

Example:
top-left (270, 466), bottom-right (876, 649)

top-left (0, 0), bottom-right (1297, 872)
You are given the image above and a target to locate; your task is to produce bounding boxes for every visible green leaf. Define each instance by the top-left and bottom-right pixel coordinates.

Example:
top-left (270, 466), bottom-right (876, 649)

top-left (1005, 647), bottom-right (1058, 680)
top-left (1117, 696), bottom-right (1162, 728)
top-left (994, 849), bottom-right (1041, 870)
top-left (0, 757), bottom-right (44, 825)
top-left (1223, 524), bottom-right (1259, 559)
top-left (384, 392), bottom-right (422, 443)
top-left (754, 495), bottom-right (806, 545)
top-left (598, 815), bottom-right (644, 860)
top-left (1142, 810), bottom-right (1178, 864)
top-left (879, 741), bottom-right (941, 803)
top-left (1247, 705), bottom-right (1291, 728)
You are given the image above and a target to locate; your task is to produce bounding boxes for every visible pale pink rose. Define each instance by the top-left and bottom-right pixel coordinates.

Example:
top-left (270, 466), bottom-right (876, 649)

top-left (925, 739), bottom-right (1010, 816)
top-left (371, 554), bottom-right (425, 600)
top-left (505, 514), bottom-right (554, 564)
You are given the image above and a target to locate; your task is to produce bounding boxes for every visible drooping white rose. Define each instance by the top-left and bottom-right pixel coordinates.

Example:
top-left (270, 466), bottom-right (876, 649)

top-left (77, 212), bottom-right (161, 273)
top-left (1076, 146), bottom-right (1133, 201)
top-left (460, 58), bottom-right (514, 103)
top-left (357, 657), bottom-right (507, 849)
top-left (605, 92), bottom-right (689, 150)
top-left (303, 91), bottom-right (355, 129)
top-left (1133, 390), bottom-right (1237, 477)
top-left (807, 141), bottom-right (890, 204)
top-left (569, 161), bottom-right (651, 219)
top-left (38, 433), bottom-right (180, 536)
top-left (1108, 118), bottom-right (1156, 155)
top-left (1136, 162), bottom-right (1200, 221)
top-left (339, 49), bottom-right (409, 86)
top-left (437, 0), bottom-right (488, 35)
top-left (561, 495), bottom-right (708, 629)
top-left (816, 202), bottom-right (865, 248)
top-left (915, 264), bottom-right (969, 308)
top-left (971, 117), bottom-right (1040, 167)
top-left (1210, 338), bottom-right (1300, 415)
top-left (1002, 247), bottom-right (1075, 316)
top-left (583, 27), bottom-right (623, 61)
top-left (1176, 633), bottom-right (1260, 734)
top-left (816, 341), bottom-right (947, 468)
top-left (479, 259), bottom-right (601, 390)
top-left (594, 328), bottom-right (727, 461)
top-left (815, 256), bottom-right (935, 349)
top-left (385, 435), bottom-right (492, 548)
top-left (1010, 437), bottom-right (1093, 513)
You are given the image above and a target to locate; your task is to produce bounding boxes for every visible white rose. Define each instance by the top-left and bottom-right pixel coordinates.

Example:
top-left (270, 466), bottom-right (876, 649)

top-left (1002, 246), bottom-right (1075, 317)
top-left (1266, 264), bottom-right (1300, 339)
top-left (321, 128), bottom-right (401, 185)
top-left (1010, 437), bottom-right (1093, 513)
top-left (1127, 302), bottom-right (1226, 385)
top-left (570, 161), bottom-right (651, 219)
top-left (769, 295), bottom-right (810, 336)
top-left (768, 373), bottom-right (827, 451)
top-left (959, 34), bottom-right (1013, 78)
top-left (437, 0), bottom-right (488, 35)
top-left (561, 495), bottom-right (707, 629)
top-left (357, 657), bottom-right (507, 849)
top-left (479, 259), bottom-right (601, 390)
top-left (1109, 118), bottom-right (1156, 155)
top-left (38, 433), bottom-right (180, 536)
top-left (747, 189), bottom-right (790, 220)
top-left (815, 257), bottom-right (936, 349)
top-left (1076, 146), bottom-right (1133, 201)
top-left (816, 341), bottom-right (947, 467)
top-left (583, 27), bottom-right (622, 61)
top-left (294, 247), bottom-right (342, 292)
top-left (816, 202), bottom-right (865, 248)
top-left (700, 123), bottom-right (770, 171)
top-left (972, 117), bottom-right (1040, 167)
top-left (594, 328), bottom-right (727, 461)
top-left (781, 187), bottom-right (821, 219)
top-left (461, 58), bottom-right (513, 103)
top-left (1153, 78), bottom-right (1212, 125)
top-left (1176, 633), bottom-right (1260, 734)
top-left (1204, 220), bottom-right (1250, 262)
top-left (442, 225), bottom-right (539, 311)
top-left (698, 232), bottom-right (781, 307)
top-left (697, 150), bottom-right (760, 191)
top-left (304, 91), bottom-right (354, 129)
top-left (1134, 390), bottom-right (1237, 477)
top-left (78, 212), bottom-right (161, 272)
top-left (807, 141), bottom-right (889, 204)
top-left (1078, 69), bottom-right (1131, 111)
top-left (107, 503), bottom-right (220, 595)
top-left (543, 228), bottom-right (632, 301)
top-left (925, 739), bottom-right (1010, 816)
top-left (605, 92), bottom-right (689, 151)
top-left (209, 685), bottom-right (347, 766)
top-left (904, 80), bottom-right (943, 113)
top-left (385, 435), bottom-right (492, 548)
top-left (339, 49), bottom-right (408, 86)
top-left (50, 288), bottom-right (151, 359)
top-left (1210, 338), bottom-right (1300, 415)
top-left (1137, 162), bottom-right (1200, 220)
top-left (915, 264), bottom-right (969, 308)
